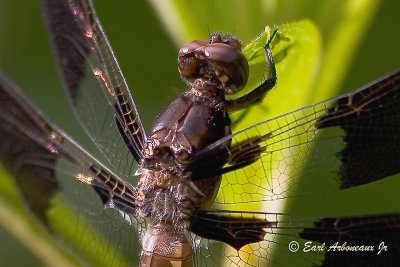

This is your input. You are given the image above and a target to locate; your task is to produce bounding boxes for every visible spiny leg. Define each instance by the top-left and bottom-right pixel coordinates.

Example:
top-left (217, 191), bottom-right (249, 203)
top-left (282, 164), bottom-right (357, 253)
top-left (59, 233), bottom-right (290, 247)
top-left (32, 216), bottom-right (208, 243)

top-left (226, 27), bottom-right (278, 113)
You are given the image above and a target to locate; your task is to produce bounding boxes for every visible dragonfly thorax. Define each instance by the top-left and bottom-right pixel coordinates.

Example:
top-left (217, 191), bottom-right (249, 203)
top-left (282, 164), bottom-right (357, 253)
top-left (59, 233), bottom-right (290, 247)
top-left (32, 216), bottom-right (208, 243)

top-left (137, 74), bottom-right (233, 235)
top-left (142, 90), bottom-right (231, 170)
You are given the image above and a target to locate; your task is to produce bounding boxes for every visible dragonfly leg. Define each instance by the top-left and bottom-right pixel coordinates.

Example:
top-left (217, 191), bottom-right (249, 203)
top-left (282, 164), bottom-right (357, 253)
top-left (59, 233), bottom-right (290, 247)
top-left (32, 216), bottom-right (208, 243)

top-left (225, 27), bottom-right (278, 112)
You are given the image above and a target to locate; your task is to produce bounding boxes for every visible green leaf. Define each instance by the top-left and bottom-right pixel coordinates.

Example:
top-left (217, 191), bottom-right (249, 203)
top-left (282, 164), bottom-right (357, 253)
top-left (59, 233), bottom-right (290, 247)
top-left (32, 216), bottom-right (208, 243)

top-left (217, 20), bottom-right (321, 203)
top-left (1, 0), bottom-right (395, 266)
top-left (148, 0), bottom-right (383, 102)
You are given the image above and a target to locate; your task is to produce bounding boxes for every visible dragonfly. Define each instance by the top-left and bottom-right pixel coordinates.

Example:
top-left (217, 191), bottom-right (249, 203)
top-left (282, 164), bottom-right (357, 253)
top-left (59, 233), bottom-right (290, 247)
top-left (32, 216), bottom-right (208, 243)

top-left (1, 0), bottom-right (400, 266)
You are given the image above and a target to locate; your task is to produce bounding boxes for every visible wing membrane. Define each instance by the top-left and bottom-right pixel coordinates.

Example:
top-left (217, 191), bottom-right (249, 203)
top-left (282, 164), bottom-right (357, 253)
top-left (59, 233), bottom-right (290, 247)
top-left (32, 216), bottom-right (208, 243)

top-left (0, 72), bottom-right (141, 266)
top-left (42, 0), bottom-right (146, 179)
top-left (299, 214), bottom-right (400, 266)
top-left (190, 210), bottom-right (400, 267)
top-left (187, 70), bottom-right (400, 266)
top-left (186, 70), bottom-right (400, 203)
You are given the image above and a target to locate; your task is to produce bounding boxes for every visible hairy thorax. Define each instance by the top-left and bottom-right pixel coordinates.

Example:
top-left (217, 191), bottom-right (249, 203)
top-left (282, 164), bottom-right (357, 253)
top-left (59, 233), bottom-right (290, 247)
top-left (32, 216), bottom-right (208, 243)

top-left (136, 88), bottom-right (230, 225)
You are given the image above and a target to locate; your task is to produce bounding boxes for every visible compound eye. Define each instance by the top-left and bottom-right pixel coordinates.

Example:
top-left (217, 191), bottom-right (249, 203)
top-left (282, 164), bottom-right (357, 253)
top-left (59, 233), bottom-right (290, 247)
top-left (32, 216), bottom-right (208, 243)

top-left (178, 40), bottom-right (208, 81)
top-left (196, 43), bottom-right (249, 94)
top-left (226, 38), bottom-right (242, 50)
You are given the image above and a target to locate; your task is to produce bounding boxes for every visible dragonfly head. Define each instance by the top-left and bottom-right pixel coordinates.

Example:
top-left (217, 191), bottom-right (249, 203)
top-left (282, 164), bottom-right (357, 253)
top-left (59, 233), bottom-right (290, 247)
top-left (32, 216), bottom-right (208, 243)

top-left (178, 33), bottom-right (249, 95)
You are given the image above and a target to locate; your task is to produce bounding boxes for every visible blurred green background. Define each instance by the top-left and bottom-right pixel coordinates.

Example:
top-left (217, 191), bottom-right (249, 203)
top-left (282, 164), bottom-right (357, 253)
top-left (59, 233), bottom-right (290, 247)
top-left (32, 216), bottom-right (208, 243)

top-left (0, 0), bottom-right (399, 266)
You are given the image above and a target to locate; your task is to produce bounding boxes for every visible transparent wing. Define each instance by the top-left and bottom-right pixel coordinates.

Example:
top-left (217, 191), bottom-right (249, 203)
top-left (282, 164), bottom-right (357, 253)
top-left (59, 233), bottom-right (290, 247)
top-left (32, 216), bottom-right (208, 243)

top-left (185, 70), bottom-right (400, 266)
top-left (0, 72), bottom-right (143, 267)
top-left (42, 0), bottom-right (146, 180)
top-left (190, 211), bottom-right (400, 267)
top-left (186, 70), bottom-right (400, 204)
